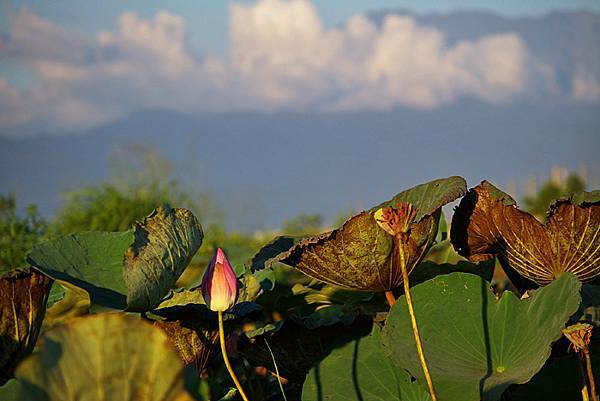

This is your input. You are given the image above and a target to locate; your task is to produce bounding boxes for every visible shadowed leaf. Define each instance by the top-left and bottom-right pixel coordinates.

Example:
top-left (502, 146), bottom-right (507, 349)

top-left (501, 354), bottom-right (600, 401)
top-left (451, 181), bottom-right (600, 286)
top-left (154, 318), bottom-right (219, 374)
top-left (0, 269), bottom-right (52, 385)
top-left (28, 231), bottom-right (132, 309)
top-left (239, 319), bottom-right (372, 384)
top-left (15, 314), bottom-right (197, 401)
top-left (382, 272), bottom-right (581, 401)
top-left (278, 177), bottom-right (467, 291)
top-left (303, 326), bottom-right (431, 401)
top-left (248, 235), bottom-right (304, 272)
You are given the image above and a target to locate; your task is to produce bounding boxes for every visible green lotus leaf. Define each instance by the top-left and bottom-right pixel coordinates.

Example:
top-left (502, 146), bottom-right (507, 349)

top-left (28, 231), bottom-right (133, 309)
top-left (303, 326), bottom-right (431, 401)
top-left (15, 313), bottom-right (197, 401)
top-left (451, 181), bottom-right (600, 286)
top-left (382, 272), bottom-right (581, 401)
top-left (123, 206), bottom-right (203, 310)
top-left (27, 205), bottom-right (203, 312)
top-left (0, 379), bottom-right (21, 401)
top-left (408, 259), bottom-right (495, 288)
top-left (278, 177), bottom-right (467, 292)
top-left (0, 269), bottom-right (52, 385)
top-left (373, 176), bottom-right (467, 222)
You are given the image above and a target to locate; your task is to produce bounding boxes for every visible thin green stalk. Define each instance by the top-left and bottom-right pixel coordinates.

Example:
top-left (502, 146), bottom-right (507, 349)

top-left (218, 311), bottom-right (250, 401)
top-left (264, 338), bottom-right (288, 401)
top-left (396, 238), bottom-right (438, 401)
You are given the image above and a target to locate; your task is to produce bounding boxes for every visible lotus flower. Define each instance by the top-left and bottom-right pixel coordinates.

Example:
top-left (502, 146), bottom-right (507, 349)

top-left (201, 248), bottom-right (238, 312)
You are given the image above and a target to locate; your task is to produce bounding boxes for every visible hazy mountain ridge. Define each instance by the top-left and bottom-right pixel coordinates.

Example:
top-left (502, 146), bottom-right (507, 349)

top-left (1, 11), bottom-right (599, 230)
top-left (2, 100), bottom-right (598, 230)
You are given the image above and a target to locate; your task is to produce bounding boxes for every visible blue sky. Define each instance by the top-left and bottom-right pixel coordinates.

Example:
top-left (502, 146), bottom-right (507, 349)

top-left (2, 0), bottom-right (599, 55)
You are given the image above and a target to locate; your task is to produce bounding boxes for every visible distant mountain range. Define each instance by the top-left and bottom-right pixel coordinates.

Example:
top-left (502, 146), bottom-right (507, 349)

top-left (1, 10), bottom-right (599, 230)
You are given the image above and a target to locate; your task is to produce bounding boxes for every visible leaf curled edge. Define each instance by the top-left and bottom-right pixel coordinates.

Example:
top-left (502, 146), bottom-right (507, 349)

top-left (121, 205), bottom-right (203, 311)
top-left (451, 181), bottom-right (600, 285)
top-left (278, 177), bottom-right (466, 291)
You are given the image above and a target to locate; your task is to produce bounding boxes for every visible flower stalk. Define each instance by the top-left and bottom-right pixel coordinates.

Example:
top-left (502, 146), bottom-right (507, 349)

top-left (202, 248), bottom-right (250, 401)
top-left (218, 310), bottom-right (250, 401)
top-left (396, 237), bottom-right (438, 401)
top-left (376, 203), bottom-right (438, 401)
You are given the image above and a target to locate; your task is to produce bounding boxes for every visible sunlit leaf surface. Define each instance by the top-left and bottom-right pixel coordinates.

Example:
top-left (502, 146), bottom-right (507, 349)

top-left (278, 177), bottom-right (467, 291)
top-left (382, 272), bottom-right (581, 401)
top-left (16, 314), bottom-right (196, 401)
top-left (303, 326), bottom-right (431, 401)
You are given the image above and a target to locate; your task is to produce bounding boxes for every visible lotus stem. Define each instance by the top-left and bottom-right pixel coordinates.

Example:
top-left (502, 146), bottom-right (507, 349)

top-left (396, 240), bottom-right (438, 401)
top-left (577, 353), bottom-right (590, 401)
top-left (385, 290), bottom-right (396, 307)
top-left (218, 311), bottom-right (250, 401)
top-left (584, 350), bottom-right (598, 401)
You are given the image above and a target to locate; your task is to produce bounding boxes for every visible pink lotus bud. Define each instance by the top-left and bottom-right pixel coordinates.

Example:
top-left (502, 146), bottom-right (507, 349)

top-left (201, 248), bottom-right (238, 312)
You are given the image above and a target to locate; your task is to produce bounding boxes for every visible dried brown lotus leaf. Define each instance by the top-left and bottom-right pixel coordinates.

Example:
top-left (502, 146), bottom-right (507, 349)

top-left (0, 269), bottom-right (52, 385)
top-left (279, 177), bottom-right (466, 291)
top-left (154, 319), bottom-right (218, 373)
top-left (451, 181), bottom-right (600, 285)
top-left (278, 211), bottom-right (395, 291)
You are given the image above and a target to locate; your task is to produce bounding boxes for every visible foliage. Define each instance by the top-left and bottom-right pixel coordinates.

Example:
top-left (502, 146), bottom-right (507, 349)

top-left (522, 173), bottom-right (586, 219)
top-left (15, 314), bottom-right (197, 401)
top-left (52, 143), bottom-right (221, 236)
top-left (28, 205), bottom-right (202, 311)
top-left (277, 177), bottom-right (467, 291)
top-left (52, 183), bottom-right (189, 234)
top-left (382, 272), bottom-right (581, 401)
top-left (1, 176), bottom-right (598, 401)
top-left (451, 180), bottom-right (600, 289)
top-left (0, 270), bottom-right (52, 385)
top-left (281, 213), bottom-right (324, 236)
top-left (0, 195), bottom-right (47, 270)
top-left (303, 326), bottom-right (431, 401)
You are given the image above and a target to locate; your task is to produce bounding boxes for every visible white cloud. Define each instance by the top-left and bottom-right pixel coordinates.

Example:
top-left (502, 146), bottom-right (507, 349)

top-left (0, 0), bottom-right (555, 131)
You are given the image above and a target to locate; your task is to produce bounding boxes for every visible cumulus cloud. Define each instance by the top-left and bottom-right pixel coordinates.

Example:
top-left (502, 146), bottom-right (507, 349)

top-left (0, 0), bottom-right (554, 131)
